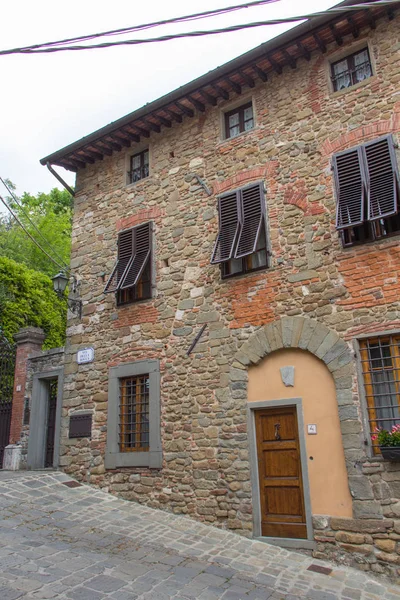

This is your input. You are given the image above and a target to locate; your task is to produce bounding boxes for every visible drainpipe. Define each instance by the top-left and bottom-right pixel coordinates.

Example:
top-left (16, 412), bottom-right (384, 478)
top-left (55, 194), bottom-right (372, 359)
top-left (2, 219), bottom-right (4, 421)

top-left (46, 162), bottom-right (75, 197)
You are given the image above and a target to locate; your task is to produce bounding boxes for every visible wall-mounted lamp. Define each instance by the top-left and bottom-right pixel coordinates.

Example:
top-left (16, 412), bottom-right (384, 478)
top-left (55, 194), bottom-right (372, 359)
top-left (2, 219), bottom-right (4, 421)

top-left (52, 271), bottom-right (82, 319)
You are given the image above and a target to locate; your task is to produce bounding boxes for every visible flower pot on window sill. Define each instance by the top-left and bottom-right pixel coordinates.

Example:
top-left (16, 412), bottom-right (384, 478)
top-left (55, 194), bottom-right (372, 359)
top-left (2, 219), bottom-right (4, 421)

top-left (379, 446), bottom-right (400, 461)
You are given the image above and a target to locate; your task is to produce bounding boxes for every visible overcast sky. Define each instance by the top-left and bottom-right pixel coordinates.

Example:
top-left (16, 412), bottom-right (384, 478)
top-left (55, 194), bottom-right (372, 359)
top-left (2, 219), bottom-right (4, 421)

top-left (0, 0), bottom-right (338, 205)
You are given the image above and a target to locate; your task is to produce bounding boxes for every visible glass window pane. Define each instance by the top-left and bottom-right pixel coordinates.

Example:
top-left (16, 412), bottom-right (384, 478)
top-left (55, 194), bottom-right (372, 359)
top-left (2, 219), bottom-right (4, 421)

top-left (354, 49), bottom-right (372, 82)
top-left (229, 113), bottom-right (239, 127)
top-left (244, 106), bottom-right (253, 121)
top-left (244, 118), bottom-right (254, 131)
top-left (333, 58), bottom-right (351, 89)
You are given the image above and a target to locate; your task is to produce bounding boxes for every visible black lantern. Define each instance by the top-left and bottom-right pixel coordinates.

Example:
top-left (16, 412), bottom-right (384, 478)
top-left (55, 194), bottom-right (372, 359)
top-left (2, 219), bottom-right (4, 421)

top-left (52, 271), bottom-right (82, 319)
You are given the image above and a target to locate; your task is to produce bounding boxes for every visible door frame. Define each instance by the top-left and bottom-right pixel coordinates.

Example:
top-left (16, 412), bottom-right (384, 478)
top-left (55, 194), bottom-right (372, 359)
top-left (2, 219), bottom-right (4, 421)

top-left (247, 397), bottom-right (315, 548)
top-left (27, 369), bottom-right (63, 470)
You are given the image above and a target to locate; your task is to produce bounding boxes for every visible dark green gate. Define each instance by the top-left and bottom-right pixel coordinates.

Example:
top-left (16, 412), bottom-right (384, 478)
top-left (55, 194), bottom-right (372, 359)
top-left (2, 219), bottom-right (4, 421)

top-left (0, 331), bottom-right (16, 467)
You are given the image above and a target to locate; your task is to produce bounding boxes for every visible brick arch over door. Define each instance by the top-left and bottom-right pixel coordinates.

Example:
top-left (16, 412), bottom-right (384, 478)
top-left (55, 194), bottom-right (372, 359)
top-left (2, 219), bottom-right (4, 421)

top-left (228, 316), bottom-right (377, 516)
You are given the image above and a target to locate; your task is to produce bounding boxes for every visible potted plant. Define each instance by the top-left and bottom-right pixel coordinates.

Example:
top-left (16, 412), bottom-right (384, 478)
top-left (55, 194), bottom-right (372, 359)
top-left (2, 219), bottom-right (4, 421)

top-left (372, 425), bottom-right (400, 461)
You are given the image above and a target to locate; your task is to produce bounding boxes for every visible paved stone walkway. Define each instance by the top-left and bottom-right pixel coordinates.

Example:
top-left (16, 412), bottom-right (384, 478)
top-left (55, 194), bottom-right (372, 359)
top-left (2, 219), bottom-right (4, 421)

top-left (0, 471), bottom-right (399, 600)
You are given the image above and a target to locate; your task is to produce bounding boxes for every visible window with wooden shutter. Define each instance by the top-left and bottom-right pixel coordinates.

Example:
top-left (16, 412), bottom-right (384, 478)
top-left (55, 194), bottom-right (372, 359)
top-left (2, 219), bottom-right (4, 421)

top-left (333, 147), bottom-right (365, 230)
top-left (332, 135), bottom-right (400, 247)
top-left (211, 191), bottom-right (241, 264)
top-left (364, 136), bottom-right (399, 221)
top-left (104, 222), bottom-right (152, 304)
top-left (211, 181), bottom-right (268, 278)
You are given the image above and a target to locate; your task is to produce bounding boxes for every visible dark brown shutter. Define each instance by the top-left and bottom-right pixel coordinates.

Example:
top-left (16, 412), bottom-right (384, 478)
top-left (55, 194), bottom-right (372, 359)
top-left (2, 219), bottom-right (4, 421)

top-left (333, 147), bottom-right (366, 229)
top-left (120, 222), bottom-right (152, 289)
top-left (235, 182), bottom-right (265, 258)
top-left (210, 191), bottom-right (240, 264)
top-left (103, 229), bottom-right (133, 293)
top-left (364, 135), bottom-right (399, 221)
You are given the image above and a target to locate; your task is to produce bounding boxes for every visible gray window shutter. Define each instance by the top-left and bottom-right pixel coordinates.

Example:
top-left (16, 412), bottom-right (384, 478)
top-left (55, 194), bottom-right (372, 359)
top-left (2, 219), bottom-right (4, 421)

top-left (364, 135), bottom-right (399, 221)
top-left (333, 146), bottom-right (366, 229)
top-left (119, 222), bottom-right (152, 289)
top-left (210, 191), bottom-right (241, 264)
top-left (103, 229), bottom-right (133, 293)
top-left (235, 182), bottom-right (265, 258)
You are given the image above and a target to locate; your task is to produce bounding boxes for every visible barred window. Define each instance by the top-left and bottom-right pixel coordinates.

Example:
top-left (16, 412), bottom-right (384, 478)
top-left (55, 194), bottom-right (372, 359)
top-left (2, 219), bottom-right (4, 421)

top-left (360, 336), bottom-right (400, 450)
top-left (331, 48), bottom-right (372, 92)
top-left (128, 150), bottom-right (149, 184)
top-left (119, 375), bottom-right (149, 452)
top-left (224, 102), bottom-right (254, 139)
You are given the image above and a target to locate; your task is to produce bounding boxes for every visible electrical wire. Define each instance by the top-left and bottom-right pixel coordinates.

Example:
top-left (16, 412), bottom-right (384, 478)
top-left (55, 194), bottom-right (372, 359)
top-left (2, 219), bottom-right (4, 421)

top-left (0, 178), bottom-right (70, 270)
top-left (0, 194), bottom-right (69, 273)
top-left (0, 1), bottom-right (397, 56)
top-left (3, 0), bottom-right (280, 52)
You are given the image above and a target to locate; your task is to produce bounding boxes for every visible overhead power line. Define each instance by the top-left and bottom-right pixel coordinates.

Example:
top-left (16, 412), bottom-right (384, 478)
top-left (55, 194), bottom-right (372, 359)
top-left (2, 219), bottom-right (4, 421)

top-left (0, 1), bottom-right (397, 56)
top-left (0, 193), bottom-right (69, 273)
top-left (1, 0), bottom-right (280, 52)
top-left (0, 177), bottom-right (69, 270)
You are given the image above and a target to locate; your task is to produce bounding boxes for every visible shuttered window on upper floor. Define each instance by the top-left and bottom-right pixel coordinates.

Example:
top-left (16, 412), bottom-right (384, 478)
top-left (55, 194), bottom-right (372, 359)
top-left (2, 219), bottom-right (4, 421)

top-left (211, 182), bottom-right (268, 278)
top-left (104, 222), bottom-right (152, 305)
top-left (332, 135), bottom-right (400, 247)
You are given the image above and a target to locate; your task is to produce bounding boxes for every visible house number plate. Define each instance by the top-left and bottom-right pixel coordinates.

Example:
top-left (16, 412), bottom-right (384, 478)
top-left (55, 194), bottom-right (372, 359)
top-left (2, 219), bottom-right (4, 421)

top-left (77, 347), bottom-right (94, 364)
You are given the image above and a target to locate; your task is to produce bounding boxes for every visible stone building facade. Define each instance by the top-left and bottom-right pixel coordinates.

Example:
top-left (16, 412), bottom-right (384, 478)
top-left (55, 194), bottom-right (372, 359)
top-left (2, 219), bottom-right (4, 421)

top-left (41, 3), bottom-right (400, 577)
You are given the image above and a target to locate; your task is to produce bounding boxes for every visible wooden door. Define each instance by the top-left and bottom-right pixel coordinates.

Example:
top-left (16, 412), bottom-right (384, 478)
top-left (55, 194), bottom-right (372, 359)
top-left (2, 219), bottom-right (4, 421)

top-left (255, 406), bottom-right (307, 539)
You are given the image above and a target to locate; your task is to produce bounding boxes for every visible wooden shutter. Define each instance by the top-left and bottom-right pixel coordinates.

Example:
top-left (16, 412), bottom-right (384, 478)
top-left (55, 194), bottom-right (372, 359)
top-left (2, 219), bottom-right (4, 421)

top-left (210, 191), bottom-right (241, 264)
top-left (103, 229), bottom-right (133, 293)
top-left (235, 182), bottom-right (265, 258)
top-left (364, 135), bottom-right (399, 221)
top-left (333, 147), bottom-right (366, 229)
top-left (119, 222), bottom-right (152, 290)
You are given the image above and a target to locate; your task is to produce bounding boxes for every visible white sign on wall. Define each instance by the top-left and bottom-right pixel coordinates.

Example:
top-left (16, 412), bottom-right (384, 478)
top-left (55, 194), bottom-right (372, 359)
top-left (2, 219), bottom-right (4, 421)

top-left (307, 424), bottom-right (317, 435)
top-left (77, 347), bottom-right (94, 364)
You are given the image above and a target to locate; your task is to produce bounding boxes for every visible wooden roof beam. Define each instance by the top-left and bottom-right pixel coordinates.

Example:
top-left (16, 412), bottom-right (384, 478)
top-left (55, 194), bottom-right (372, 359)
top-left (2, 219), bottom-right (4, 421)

top-left (387, 6), bottom-right (395, 20)
top-left (252, 65), bottom-right (268, 82)
top-left (176, 101), bottom-right (194, 117)
top-left (55, 160), bottom-right (78, 173)
top-left (238, 70), bottom-right (255, 88)
top-left (226, 78), bottom-right (242, 94)
top-left (120, 128), bottom-right (140, 142)
top-left (94, 142), bottom-right (112, 156)
top-left (77, 153), bottom-right (94, 164)
top-left (330, 23), bottom-right (343, 46)
top-left (143, 120), bottom-right (161, 133)
top-left (313, 32), bottom-right (326, 53)
top-left (156, 114), bottom-right (172, 128)
top-left (282, 49), bottom-right (296, 69)
top-left (296, 41), bottom-right (310, 61)
top-left (165, 109), bottom-right (182, 123)
top-left (83, 149), bottom-right (104, 161)
top-left (212, 84), bottom-right (229, 100)
top-left (348, 16), bottom-right (359, 39)
top-left (68, 157), bottom-right (87, 169)
top-left (112, 133), bottom-right (131, 147)
top-left (267, 53), bottom-right (283, 74)
top-left (103, 139), bottom-right (122, 152)
top-left (132, 125), bottom-right (150, 138)
top-left (187, 95), bottom-right (205, 112)
top-left (199, 89), bottom-right (217, 106)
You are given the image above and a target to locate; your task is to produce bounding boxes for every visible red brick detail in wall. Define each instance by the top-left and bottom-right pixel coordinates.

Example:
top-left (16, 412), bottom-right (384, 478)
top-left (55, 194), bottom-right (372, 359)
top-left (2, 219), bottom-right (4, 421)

top-left (320, 112), bottom-right (400, 157)
top-left (283, 183), bottom-right (326, 216)
top-left (345, 320), bottom-right (400, 341)
top-left (337, 241), bottom-right (400, 312)
top-left (10, 342), bottom-right (41, 444)
top-left (116, 207), bottom-right (163, 231)
top-left (113, 303), bottom-right (160, 328)
top-left (213, 165), bottom-right (277, 195)
top-left (221, 271), bottom-right (279, 329)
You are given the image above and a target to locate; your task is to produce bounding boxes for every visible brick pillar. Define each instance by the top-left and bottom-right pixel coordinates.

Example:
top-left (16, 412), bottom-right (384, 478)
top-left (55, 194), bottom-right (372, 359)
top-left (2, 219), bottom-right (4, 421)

top-left (10, 327), bottom-right (46, 444)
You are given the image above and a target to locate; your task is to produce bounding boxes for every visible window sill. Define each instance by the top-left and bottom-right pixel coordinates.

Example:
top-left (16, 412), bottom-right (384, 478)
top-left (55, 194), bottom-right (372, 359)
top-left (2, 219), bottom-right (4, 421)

top-left (124, 176), bottom-right (155, 190)
top-left (330, 74), bottom-right (377, 98)
top-left (217, 126), bottom-right (260, 147)
top-left (337, 230), bottom-right (400, 251)
top-left (221, 265), bottom-right (269, 281)
top-left (105, 450), bottom-right (162, 469)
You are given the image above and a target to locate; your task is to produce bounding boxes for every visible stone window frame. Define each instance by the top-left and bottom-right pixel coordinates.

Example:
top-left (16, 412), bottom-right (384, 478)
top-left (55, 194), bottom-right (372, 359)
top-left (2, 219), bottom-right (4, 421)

top-left (219, 96), bottom-right (256, 142)
top-left (353, 328), bottom-right (400, 457)
top-left (105, 359), bottom-right (162, 469)
top-left (124, 144), bottom-right (152, 188)
top-left (327, 40), bottom-right (376, 96)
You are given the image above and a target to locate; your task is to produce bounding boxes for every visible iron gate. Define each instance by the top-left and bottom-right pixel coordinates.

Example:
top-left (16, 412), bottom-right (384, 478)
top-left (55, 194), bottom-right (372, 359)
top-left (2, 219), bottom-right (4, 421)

top-left (0, 331), bottom-right (16, 467)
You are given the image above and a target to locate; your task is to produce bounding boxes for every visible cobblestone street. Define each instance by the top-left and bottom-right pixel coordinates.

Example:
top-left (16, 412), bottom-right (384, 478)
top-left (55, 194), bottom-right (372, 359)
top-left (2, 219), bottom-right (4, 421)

top-left (0, 471), bottom-right (399, 600)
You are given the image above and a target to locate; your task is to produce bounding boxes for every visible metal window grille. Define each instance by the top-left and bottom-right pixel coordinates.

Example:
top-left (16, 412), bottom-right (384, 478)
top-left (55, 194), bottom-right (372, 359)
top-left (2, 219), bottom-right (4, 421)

top-left (128, 150), bottom-right (149, 183)
top-left (119, 375), bottom-right (150, 452)
top-left (360, 336), bottom-right (400, 449)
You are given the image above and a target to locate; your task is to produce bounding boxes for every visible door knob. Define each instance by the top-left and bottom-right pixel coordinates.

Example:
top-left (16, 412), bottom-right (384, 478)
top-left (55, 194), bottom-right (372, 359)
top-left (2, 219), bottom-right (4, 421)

top-left (274, 423), bottom-right (281, 441)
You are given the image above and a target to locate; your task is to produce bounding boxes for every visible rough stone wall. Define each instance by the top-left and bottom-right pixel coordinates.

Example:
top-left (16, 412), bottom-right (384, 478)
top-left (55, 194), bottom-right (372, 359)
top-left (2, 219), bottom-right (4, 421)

top-left (20, 348), bottom-right (64, 467)
top-left (61, 15), bottom-right (400, 577)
